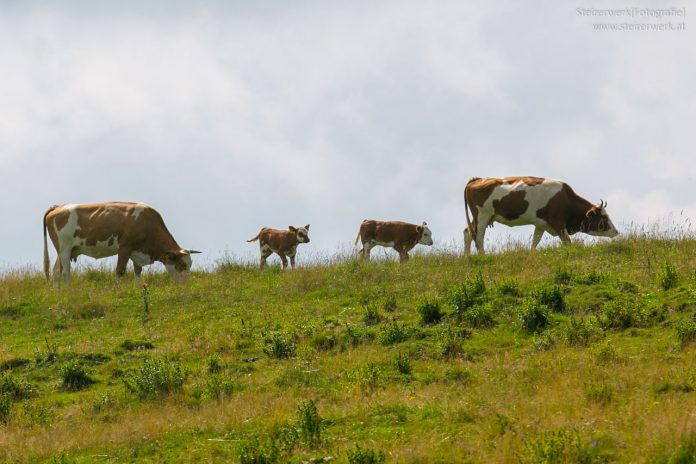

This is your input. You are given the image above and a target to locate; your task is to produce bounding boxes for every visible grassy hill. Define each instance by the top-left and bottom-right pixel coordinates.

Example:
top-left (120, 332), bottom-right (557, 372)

top-left (2, 235), bottom-right (696, 463)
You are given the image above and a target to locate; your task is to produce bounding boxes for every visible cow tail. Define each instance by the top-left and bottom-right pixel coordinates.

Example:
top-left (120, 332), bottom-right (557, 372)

top-left (464, 180), bottom-right (476, 239)
top-left (43, 205), bottom-right (58, 281)
top-left (354, 228), bottom-right (361, 248)
top-left (246, 231), bottom-right (261, 243)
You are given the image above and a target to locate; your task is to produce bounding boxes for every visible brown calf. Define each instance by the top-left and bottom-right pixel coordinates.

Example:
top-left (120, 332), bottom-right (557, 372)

top-left (247, 225), bottom-right (310, 270)
top-left (354, 220), bottom-right (434, 262)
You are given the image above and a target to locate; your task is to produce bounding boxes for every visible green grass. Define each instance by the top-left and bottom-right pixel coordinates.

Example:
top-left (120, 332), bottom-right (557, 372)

top-left (2, 235), bottom-right (696, 462)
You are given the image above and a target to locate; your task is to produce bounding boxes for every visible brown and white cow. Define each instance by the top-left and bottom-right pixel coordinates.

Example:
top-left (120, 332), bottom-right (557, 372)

top-left (354, 220), bottom-right (434, 262)
top-left (463, 177), bottom-right (619, 256)
top-left (43, 202), bottom-right (201, 287)
top-left (247, 225), bottom-right (310, 270)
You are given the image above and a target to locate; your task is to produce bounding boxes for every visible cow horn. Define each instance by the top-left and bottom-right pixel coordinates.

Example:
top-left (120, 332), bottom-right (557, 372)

top-left (186, 249), bottom-right (202, 254)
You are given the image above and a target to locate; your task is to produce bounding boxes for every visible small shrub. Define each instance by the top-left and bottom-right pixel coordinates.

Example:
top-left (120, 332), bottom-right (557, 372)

top-left (123, 358), bottom-right (186, 398)
top-left (520, 428), bottom-right (593, 463)
top-left (346, 444), bottom-right (386, 464)
top-left (533, 285), bottom-right (567, 313)
top-left (449, 273), bottom-right (487, 322)
top-left (347, 362), bottom-right (382, 393)
top-left (206, 353), bottom-right (223, 373)
top-left (676, 317), bottom-right (696, 346)
top-left (575, 270), bottom-right (607, 285)
top-left (0, 392), bottom-right (11, 424)
top-left (0, 358), bottom-right (30, 372)
top-left (518, 299), bottom-right (550, 334)
top-left (561, 317), bottom-right (603, 347)
top-left (658, 262), bottom-right (680, 291)
top-left (461, 303), bottom-right (496, 329)
top-left (496, 278), bottom-right (521, 296)
top-left (205, 374), bottom-right (236, 400)
top-left (394, 352), bottom-right (412, 375)
top-left (119, 339), bottom-right (154, 351)
top-left (532, 331), bottom-right (557, 351)
top-left (60, 360), bottom-right (95, 391)
top-left (382, 296), bottom-right (397, 312)
top-left (296, 399), bottom-right (322, 448)
top-left (378, 321), bottom-right (409, 346)
top-left (589, 341), bottom-right (618, 364)
top-left (554, 267), bottom-right (574, 285)
top-left (363, 305), bottom-right (382, 326)
top-left (444, 367), bottom-right (472, 384)
top-left (655, 434), bottom-right (696, 464)
top-left (585, 381), bottom-right (614, 405)
top-left (263, 333), bottom-right (296, 359)
top-left (310, 332), bottom-right (338, 352)
top-left (0, 373), bottom-right (33, 400)
top-left (239, 435), bottom-right (279, 464)
top-left (437, 327), bottom-right (470, 359)
top-left (418, 299), bottom-right (443, 325)
top-left (92, 392), bottom-right (117, 413)
top-left (596, 300), bottom-right (650, 330)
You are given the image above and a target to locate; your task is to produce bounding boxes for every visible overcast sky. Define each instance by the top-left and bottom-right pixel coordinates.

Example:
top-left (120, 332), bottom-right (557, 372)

top-left (1, 0), bottom-right (694, 270)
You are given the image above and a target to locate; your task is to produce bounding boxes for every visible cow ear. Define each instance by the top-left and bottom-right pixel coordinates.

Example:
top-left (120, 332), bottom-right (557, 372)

top-left (422, 221), bottom-right (427, 226)
top-left (304, 224), bottom-right (310, 230)
top-left (416, 225), bottom-right (423, 233)
top-left (586, 207), bottom-right (597, 218)
top-left (289, 226), bottom-right (297, 232)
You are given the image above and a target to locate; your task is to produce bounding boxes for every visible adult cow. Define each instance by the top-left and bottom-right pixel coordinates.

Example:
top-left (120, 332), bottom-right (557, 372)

top-left (463, 177), bottom-right (619, 256)
top-left (355, 220), bottom-right (434, 262)
top-left (43, 202), bottom-right (200, 287)
top-left (247, 225), bottom-right (310, 270)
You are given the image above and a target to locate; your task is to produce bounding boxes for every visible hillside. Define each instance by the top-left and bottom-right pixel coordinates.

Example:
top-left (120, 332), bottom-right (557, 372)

top-left (2, 235), bottom-right (696, 463)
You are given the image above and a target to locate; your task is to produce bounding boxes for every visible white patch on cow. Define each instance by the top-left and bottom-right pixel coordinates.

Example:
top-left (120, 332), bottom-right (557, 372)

top-left (130, 250), bottom-right (153, 266)
top-left (286, 245), bottom-right (298, 257)
top-left (261, 244), bottom-right (274, 254)
top-left (131, 204), bottom-right (146, 220)
top-left (419, 226), bottom-right (434, 246)
top-left (73, 235), bottom-right (120, 259)
top-left (478, 179), bottom-right (564, 230)
top-left (374, 241), bottom-right (395, 248)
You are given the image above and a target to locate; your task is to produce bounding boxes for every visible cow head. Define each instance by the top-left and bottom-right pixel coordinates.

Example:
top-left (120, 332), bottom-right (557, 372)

top-left (417, 221), bottom-right (434, 246)
top-left (289, 224), bottom-right (311, 243)
top-left (584, 200), bottom-right (619, 238)
top-left (161, 249), bottom-right (201, 282)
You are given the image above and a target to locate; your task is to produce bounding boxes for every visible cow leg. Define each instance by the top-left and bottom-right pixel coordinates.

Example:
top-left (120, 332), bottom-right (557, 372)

top-left (474, 220), bottom-right (488, 255)
top-left (463, 228), bottom-right (473, 257)
top-left (290, 256), bottom-right (296, 270)
top-left (559, 229), bottom-right (572, 246)
top-left (133, 262), bottom-right (143, 282)
top-left (115, 249), bottom-right (131, 278)
top-left (52, 257), bottom-right (63, 288)
top-left (398, 251), bottom-right (409, 263)
top-left (259, 249), bottom-right (272, 269)
top-left (279, 253), bottom-right (288, 270)
top-left (531, 227), bottom-right (544, 250)
top-left (58, 248), bottom-right (72, 286)
top-left (362, 242), bottom-right (374, 261)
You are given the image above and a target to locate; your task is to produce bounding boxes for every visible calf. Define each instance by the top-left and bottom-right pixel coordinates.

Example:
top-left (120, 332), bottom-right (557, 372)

top-left (43, 202), bottom-right (201, 287)
top-left (247, 225), bottom-right (310, 270)
top-left (354, 220), bottom-right (433, 262)
top-left (463, 176), bottom-right (619, 255)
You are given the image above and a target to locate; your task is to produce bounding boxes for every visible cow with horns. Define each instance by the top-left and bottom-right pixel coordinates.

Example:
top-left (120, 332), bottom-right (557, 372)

top-left (463, 177), bottom-right (619, 255)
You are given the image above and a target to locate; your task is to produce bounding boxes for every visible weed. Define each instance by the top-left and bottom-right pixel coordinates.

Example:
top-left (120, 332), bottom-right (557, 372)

top-left (296, 399), bottom-right (322, 448)
top-left (394, 352), bottom-right (412, 376)
top-left (346, 444), bottom-right (386, 464)
top-left (533, 285), bottom-right (567, 313)
top-left (263, 333), bottom-right (297, 359)
top-left (0, 393), bottom-right (11, 424)
top-left (517, 299), bottom-right (550, 334)
top-left (417, 299), bottom-right (443, 325)
top-left (596, 299), bottom-right (652, 330)
top-left (585, 381), bottom-right (614, 405)
top-left (123, 358), bottom-right (186, 398)
top-left (676, 316), bottom-right (696, 346)
top-left (0, 373), bottom-right (34, 400)
top-left (92, 393), bottom-right (117, 414)
top-left (561, 317), bottom-right (603, 347)
top-left (444, 366), bottom-right (472, 384)
top-left (554, 267), bottom-right (574, 285)
top-left (120, 339), bottom-right (154, 351)
top-left (575, 270), bottom-right (607, 285)
top-left (363, 305), bottom-right (382, 326)
top-left (206, 353), bottom-right (223, 373)
top-left (239, 435), bottom-right (279, 464)
top-left (310, 332), bottom-right (338, 351)
top-left (378, 321), bottom-right (409, 345)
top-left (382, 295), bottom-right (397, 312)
top-left (449, 273), bottom-right (488, 322)
top-left (654, 433), bottom-right (696, 463)
top-left (657, 262), bottom-right (680, 291)
top-left (60, 360), bottom-right (95, 391)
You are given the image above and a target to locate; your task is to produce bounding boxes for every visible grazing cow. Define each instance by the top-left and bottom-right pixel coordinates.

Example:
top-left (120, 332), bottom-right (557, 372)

top-left (247, 225), bottom-right (310, 270)
top-left (354, 220), bottom-right (434, 262)
top-left (43, 202), bottom-right (201, 287)
top-left (463, 177), bottom-right (619, 255)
